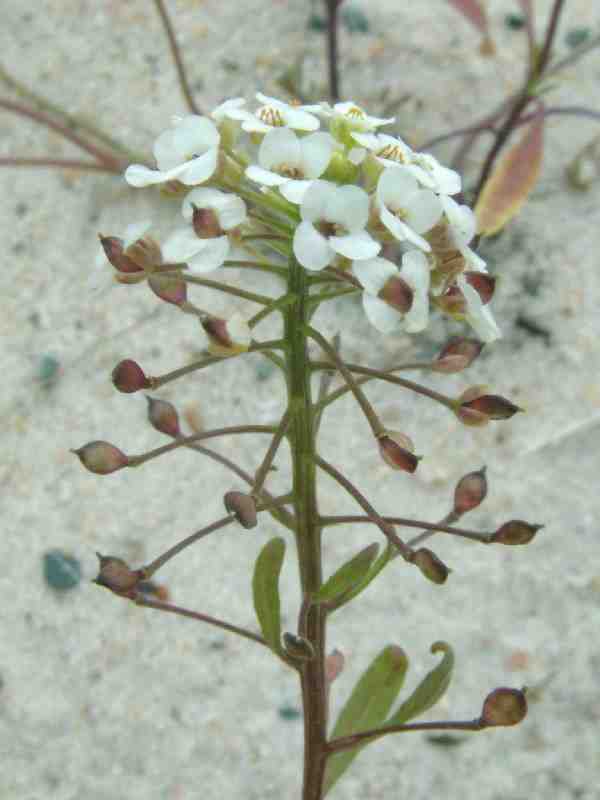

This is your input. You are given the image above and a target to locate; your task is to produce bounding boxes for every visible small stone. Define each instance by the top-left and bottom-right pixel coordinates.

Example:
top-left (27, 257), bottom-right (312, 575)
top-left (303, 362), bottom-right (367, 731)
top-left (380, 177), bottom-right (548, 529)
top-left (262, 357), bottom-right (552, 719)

top-left (307, 13), bottom-right (326, 32)
top-left (278, 705), bottom-right (301, 721)
top-left (342, 4), bottom-right (369, 34)
top-left (43, 550), bottom-right (82, 591)
top-left (37, 355), bottom-right (61, 387)
top-left (565, 27), bottom-right (590, 49)
top-left (504, 13), bottom-right (525, 30)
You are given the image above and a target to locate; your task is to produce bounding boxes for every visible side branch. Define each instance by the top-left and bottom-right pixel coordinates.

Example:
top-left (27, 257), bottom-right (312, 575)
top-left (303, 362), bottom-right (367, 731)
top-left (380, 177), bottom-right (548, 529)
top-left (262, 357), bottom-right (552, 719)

top-left (152, 0), bottom-right (200, 114)
top-left (327, 718), bottom-right (485, 753)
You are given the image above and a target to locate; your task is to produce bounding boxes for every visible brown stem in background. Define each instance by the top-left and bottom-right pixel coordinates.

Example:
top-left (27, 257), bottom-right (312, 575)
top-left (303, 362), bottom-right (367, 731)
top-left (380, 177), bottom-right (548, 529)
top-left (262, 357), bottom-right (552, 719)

top-left (0, 157), bottom-right (121, 173)
top-left (152, 0), bottom-right (200, 114)
top-left (324, 0), bottom-right (343, 101)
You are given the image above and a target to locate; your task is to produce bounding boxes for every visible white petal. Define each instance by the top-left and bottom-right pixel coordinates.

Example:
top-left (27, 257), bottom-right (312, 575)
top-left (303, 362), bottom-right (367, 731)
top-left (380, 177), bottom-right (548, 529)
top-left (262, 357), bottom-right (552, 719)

top-left (300, 133), bottom-right (334, 178)
top-left (458, 276), bottom-right (501, 342)
top-left (280, 179), bottom-right (314, 204)
top-left (329, 231), bottom-right (381, 261)
top-left (362, 293), bottom-right (402, 333)
top-left (348, 147), bottom-right (366, 165)
top-left (377, 166), bottom-right (419, 205)
top-left (162, 227), bottom-right (205, 262)
top-left (172, 116), bottom-right (220, 159)
top-left (179, 149), bottom-right (219, 185)
top-left (153, 128), bottom-right (179, 170)
top-left (227, 312), bottom-right (252, 348)
top-left (259, 128), bottom-right (301, 171)
top-left (293, 221), bottom-right (333, 271)
top-left (123, 220), bottom-right (152, 248)
top-left (352, 257), bottom-right (397, 295)
top-left (404, 190), bottom-right (442, 234)
top-left (441, 195), bottom-right (476, 245)
top-left (241, 118), bottom-right (272, 134)
top-left (124, 164), bottom-right (168, 187)
top-left (461, 244), bottom-right (487, 272)
top-left (300, 180), bottom-right (338, 223)
top-left (282, 107), bottom-right (321, 132)
top-left (401, 251), bottom-right (430, 332)
top-left (246, 165), bottom-right (288, 187)
top-left (350, 132), bottom-right (381, 150)
top-left (188, 237), bottom-right (230, 272)
top-left (216, 195), bottom-right (247, 230)
top-left (211, 98), bottom-right (246, 123)
top-left (328, 185), bottom-right (370, 230)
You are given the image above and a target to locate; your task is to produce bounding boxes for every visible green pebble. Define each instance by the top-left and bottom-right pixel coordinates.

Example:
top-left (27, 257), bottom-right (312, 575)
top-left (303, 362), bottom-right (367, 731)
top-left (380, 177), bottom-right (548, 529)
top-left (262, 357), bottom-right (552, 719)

top-left (565, 27), bottom-right (591, 49)
top-left (504, 13), bottom-right (525, 30)
top-left (43, 550), bottom-right (82, 591)
top-left (307, 13), bottom-right (326, 32)
top-left (342, 5), bottom-right (369, 34)
top-left (278, 705), bottom-right (301, 721)
top-left (38, 355), bottom-right (60, 385)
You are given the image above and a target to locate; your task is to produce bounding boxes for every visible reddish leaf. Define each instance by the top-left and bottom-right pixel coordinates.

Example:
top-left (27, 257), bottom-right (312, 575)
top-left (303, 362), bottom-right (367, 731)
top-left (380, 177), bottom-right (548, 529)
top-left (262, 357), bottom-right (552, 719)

top-left (446, 0), bottom-right (495, 54)
top-left (475, 107), bottom-right (545, 235)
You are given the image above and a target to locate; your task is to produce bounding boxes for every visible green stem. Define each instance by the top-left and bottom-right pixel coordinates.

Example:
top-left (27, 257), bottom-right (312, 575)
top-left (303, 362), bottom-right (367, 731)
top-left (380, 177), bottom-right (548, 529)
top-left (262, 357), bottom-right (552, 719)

top-left (181, 274), bottom-right (275, 305)
top-left (284, 258), bottom-right (328, 800)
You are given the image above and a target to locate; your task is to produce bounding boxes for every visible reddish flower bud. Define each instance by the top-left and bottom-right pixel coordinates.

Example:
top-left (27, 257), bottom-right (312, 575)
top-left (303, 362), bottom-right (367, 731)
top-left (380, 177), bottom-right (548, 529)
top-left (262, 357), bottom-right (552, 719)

top-left (464, 271), bottom-right (496, 304)
top-left (461, 393), bottom-right (522, 421)
top-left (378, 275), bottom-right (414, 312)
top-left (98, 235), bottom-right (143, 274)
top-left (145, 395), bottom-right (182, 438)
top-left (492, 520), bottom-right (542, 545)
top-left (224, 491), bottom-right (258, 529)
top-left (192, 205), bottom-right (223, 239)
top-left (148, 274), bottom-right (188, 306)
top-left (481, 687), bottom-right (527, 727)
top-left (282, 632), bottom-right (315, 661)
top-left (378, 431), bottom-right (420, 474)
top-left (437, 285), bottom-right (466, 315)
top-left (411, 548), bottom-right (449, 585)
top-left (93, 553), bottom-right (143, 597)
top-left (202, 312), bottom-right (251, 356)
top-left (125, 235), bottom-right (162, 271)
top-left (454, 467), bottom-right (488, 515)
top-left (72, 441), bottom-right (129, 475)
top-left (433, 338), bottom-right (484, 374)
top-left (325, 649), bottom-right (345, 685)
top-left (112, 359), bottom-right (150, 393)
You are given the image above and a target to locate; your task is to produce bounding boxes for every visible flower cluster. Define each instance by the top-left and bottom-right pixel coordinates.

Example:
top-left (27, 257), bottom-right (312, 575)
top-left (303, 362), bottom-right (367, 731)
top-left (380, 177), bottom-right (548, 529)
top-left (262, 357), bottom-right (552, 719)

top-left (99, 94), bottom-right (499, 342)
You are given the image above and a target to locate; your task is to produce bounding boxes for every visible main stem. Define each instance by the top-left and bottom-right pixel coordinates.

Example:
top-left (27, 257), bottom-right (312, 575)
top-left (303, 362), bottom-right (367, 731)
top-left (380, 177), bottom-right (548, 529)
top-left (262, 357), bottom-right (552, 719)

top-left (284, 258), bottom-right (328, 800)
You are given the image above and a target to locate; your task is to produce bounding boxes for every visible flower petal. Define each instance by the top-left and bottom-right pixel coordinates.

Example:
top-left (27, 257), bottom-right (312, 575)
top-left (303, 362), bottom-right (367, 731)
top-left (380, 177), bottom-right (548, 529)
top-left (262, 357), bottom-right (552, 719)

top-left (179, 149), bottom-right (219, 185)
top-left (362, 293), bottom-right (402, 333)
top-left (187, 236), bottom-right (230, 272)
top-left (404, 190), bottom-right (442, 234)
top-left (353, 257), bottom-right (397, 295)
top-left (377, 166), bottom-right (419, 206)
top-left (245, 165), bottom-right (288, 187)
top-left (300, 133), bottom-right (334, 178)
top-left (458, 276), bottom-right (501, 342)
top-left (401, 251), bottom-right (430, 333)
top-left (293, 221), bottom-right (333, 271)
top-left (162, 227), bottom-right (205, 262)
top-left (172, 116), bottom-right (220, 158)
top-left (123, 220), bottom-right (152, 248)
top-left (259, 128), bottom-right (301, 171)
top-left (327, 185), bottom-right (370, 230)
top-left (300, 180), bottom-right (338, 223)
top-left (329, 230), bottom-right (381, 261)
top-left (279, 179), bottom-right (314, 204)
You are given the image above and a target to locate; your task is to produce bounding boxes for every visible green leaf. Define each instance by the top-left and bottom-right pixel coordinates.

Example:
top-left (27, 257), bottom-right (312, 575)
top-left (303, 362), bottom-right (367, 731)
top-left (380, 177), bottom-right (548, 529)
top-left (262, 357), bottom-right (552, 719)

top-left (252, 537), bottom-right (285, 652)
top-left (323, 645), bottom-right (408, 795)
top-left (385, 642), bottom-right (454, 727)
top-left (313, 543), bottom-right (379, 605)
top-left (334, 543), bottom-right (395, 609)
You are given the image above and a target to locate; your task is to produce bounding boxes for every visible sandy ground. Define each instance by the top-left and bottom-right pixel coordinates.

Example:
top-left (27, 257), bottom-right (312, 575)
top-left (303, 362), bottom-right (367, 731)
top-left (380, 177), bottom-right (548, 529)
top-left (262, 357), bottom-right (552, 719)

top-left (1, 1), bottom-right (600, 798)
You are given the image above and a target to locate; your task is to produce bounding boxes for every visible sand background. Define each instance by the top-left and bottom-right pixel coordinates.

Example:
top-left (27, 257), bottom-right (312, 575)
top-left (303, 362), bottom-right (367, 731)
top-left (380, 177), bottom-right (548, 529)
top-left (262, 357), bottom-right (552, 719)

top-left (1, 1), bottom-right (600, 798)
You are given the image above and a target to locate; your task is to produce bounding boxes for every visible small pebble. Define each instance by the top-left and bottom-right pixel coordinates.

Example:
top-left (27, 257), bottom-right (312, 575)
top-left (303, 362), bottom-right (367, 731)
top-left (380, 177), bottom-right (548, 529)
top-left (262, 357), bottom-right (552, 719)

top-left (504, 13), bottom-right (525, 30)
top-left (43, 550), bottom-right (82, 591)
top-left (342, 4), bottom-right (369, 34)
top-left (307, 13), bottom-right (326, 32)
top-left (37, 355), bottom-right (61, 388)
top-left (565, 27), bottom-right (591, 49)
top-left (278, 704), bottom-right (301, 721)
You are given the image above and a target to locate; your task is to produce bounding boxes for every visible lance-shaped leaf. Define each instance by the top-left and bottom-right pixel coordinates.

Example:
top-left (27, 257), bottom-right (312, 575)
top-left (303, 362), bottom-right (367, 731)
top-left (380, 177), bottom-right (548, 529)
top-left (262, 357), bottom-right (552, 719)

top-left (323, 645), bottom-right (408, 795)
top-left (446, 0), bottom-right (494, 53)
top-left (385, 641), bottom-right (454, 726)
top-left (333, 543), bottom-right (395, 609)
top-left (252, 537), bottom-right (285, 652)
top-left (313, 543), bottom-right (380, 606)
top-left (475, 107), bottom-right (545, 235)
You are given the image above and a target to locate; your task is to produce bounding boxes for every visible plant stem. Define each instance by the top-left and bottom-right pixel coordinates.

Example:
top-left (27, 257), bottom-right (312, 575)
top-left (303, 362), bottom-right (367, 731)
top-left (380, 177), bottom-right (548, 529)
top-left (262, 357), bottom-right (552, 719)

top-left (0, 157), bottom-right (121, 173)
top-left (320, 514), bottom-right (492, 543)
top-left (328, 717), bottom-right (485, 753)
top-left (144, 515), bottom-right (235, 577)
top-left (324, 0), bottom-right (342, 101)
top-left (252, 412), bottom-right (290, 495)
top-left (180, 274), bottom-right (275, 305)
top-left (284, 257), bottom-right (328, 800)
top-left (152, 0), bottom-right (200, 114)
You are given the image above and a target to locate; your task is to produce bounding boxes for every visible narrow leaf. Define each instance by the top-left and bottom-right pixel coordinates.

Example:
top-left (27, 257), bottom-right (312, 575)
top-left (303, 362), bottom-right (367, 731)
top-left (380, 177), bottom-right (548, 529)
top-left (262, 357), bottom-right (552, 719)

top-left (333, 542), bottom-right (395, 609)
top-left (447, 0), bottom-right (488, 34)
top-left (385, 641), bottom-right (454, 726)
top-left (475, 107), bottom-right (545, 235)
top-left (314, 543), bottom-right (379, 604)
top-left (252, 537), bottom-right (285, 652)
top-left (323, 645), bottom-right (408, 795)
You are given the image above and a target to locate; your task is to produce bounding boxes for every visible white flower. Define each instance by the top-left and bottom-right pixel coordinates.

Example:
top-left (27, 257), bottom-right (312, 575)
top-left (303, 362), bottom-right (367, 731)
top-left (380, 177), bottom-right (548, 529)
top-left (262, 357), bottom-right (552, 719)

top-left (351, 132), bottom-right (414, 167)
top-left (321, 102), bottom-right (395, 132)
top-left (457, 273), bottom-right (501, 343)
top-left (90, 220), bottom-right (152, 291)
top-left (377, 167), bottom-right (442, 252)
top-left (409, 152), bottom-right (461, 195)
top-left (161, 188), bottom-right (247, 274)
top-left (124, 115), bottom-right (220, 188)
top-left (293, 180), bottom-right (380, 271)
top-left (245, 128), bottom-right (334, 203)
top-left (211, 98), bottom-right (246, 125)
top-left (353, 252), bottom-right (430, 334)
top-left (440, 195), bottom-right (486, 271)
top-left (226, 93), bottom-right (321, 134)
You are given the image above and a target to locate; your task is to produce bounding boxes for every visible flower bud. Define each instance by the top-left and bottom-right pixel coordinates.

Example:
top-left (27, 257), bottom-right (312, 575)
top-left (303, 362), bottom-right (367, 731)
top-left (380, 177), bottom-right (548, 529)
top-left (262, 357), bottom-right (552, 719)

top-left (492, 520), bottom-right (542, 546)
top-left (192, 205), bottom-right (223, 239)
top-left (454, 467), bottom-right (488, 515)
top-left (224, 491), bottom-right (257, 529)
top-left (112, 359), bottom-right (150, 393)
top-left (148, 274), bottom-right (188, 306)
top-left (282, 632), bottom-right (316, 661)
top-left (93, 552), bottom-right (142, 597)
top-left (145, 395), bottom-right (182, 438)
top-left (99, 235), bottom-right (143, 274)
top-left (433, 338), bottom-right (484, 374)
top-left (202, 312), bottom-right (251, 356)
top-left (411, 548), bottom-right (449, 585)
top-left (125, 235), bottom-right (162, 271)
top-left (481, 687), bottom-right (527, 727)
top-left (72, 441), bottom-right (129, 475)
top-left (378, 275), bottom-right (414, 313)
top-left (464, 271), bottom-right (496, 304)
top-left (460, 391), bottom-right (522, 421)
top-left (378, 431), bottom-right (420, 474)
top-left (437, 285), bottom-right (466, 315)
